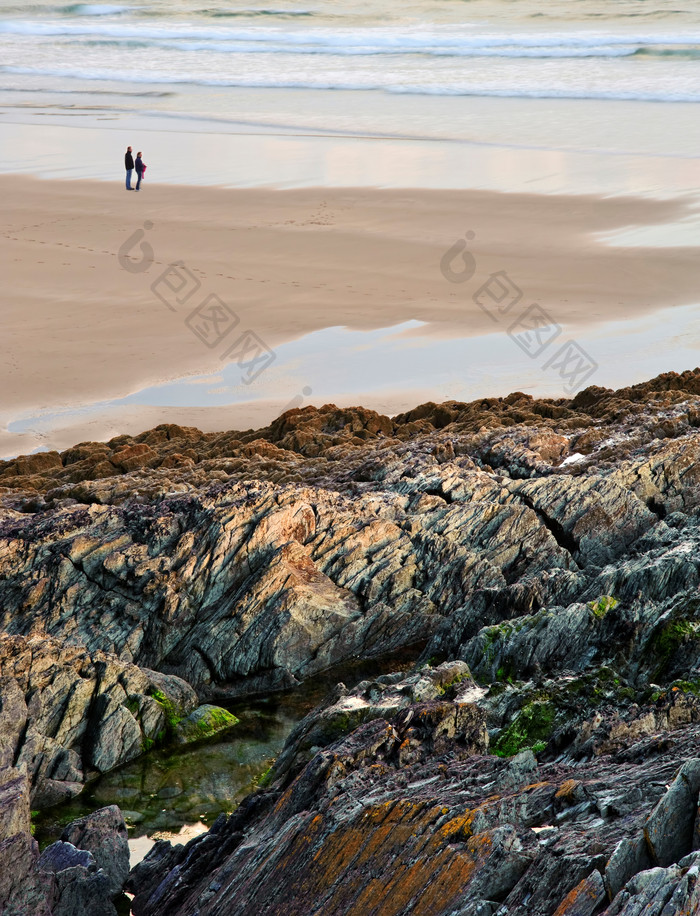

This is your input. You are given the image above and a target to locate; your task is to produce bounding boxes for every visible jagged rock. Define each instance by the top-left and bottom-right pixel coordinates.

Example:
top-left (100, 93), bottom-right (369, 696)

top-left (48, 865), bottom-right (116, 916)
top-left (0, 472), bottom-right (574, 699)
top-left (270, 661), bottom-right (474, 785)
top-left (125, 839), bottom-right (190, 916)
top-left (601, 852), bottom-right (700, 914)
top-left (0, 634), bottom-right (197, 802)
top-left (38, 841), bottom-right (95, 872)
top-left (0, 766), bottom-right (53, 916)
top-left (126, 657), bottom-right (700, 916)
top-left (605, 834), bottom-right (654, 900)
top-left (38, 841), bottom-right (118, 916)
top-left (6, 372), bottom-right (700, 913)
top-left (0, 768), bottom-right (116, 916)
top-left (0, 764), bottom-right (31, 840)
top-left (0, 833), bottom-right (53, 916)
top-left (551, 869), bottom-right (606, 916)
top-left (60, 805), bottom-right (130, 896)
top-left (643, 759), bottom-right (700, 867)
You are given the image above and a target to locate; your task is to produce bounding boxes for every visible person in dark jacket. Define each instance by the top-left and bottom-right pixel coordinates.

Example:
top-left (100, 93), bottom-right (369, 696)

top-left (135, 151), bottom-right (145, 191)
top-left (125, 146), bottom-right (134, 190)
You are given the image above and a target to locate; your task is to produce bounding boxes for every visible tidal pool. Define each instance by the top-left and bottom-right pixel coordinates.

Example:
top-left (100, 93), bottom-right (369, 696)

top-left (34, 650), bottom-right (419, 869)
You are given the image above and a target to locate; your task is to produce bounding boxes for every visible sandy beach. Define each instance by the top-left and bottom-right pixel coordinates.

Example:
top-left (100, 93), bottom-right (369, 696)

top-left (6, 4), bottom-right (700, 913)
top-left (2, 174), bottom-right (700, 455)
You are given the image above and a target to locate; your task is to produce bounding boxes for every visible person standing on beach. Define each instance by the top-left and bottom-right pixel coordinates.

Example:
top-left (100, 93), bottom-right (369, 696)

top-left (135, 151), bottom-right (145, 191)
top-left (125, 146), bottom-right (134, 190)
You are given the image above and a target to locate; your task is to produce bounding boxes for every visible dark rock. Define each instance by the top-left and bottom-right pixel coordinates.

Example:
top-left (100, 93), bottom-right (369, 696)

top-left (601, 853), bottom-right (700, 914)
top-left (38, 841), bottom-right (119, 916)
top-left (125, 839), bottom-right (189, 916)
top-left (61, 805), bottom-right (130, 896)
top-left (38, 840), bottom-right (96, 873)
top-left (643, 759), bottom-right (700, 867)
top-left (605, 834), bottom-right (654, 900)
top-left (0, 833), bottom-right (53, 916)
top-left (6, 373), bottom-right (700, 913)
top-left (49, 865), bottom-right (116, 916)
top-left (0, 766), bottom-right (54, 915)
top-left (550, 869), bottom-right (606, 915)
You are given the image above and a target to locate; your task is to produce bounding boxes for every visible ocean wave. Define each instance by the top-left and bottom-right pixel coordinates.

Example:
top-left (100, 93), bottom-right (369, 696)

top-left (63, 35), bottom-right (647, 58)
top-left (69, 37), bottom-right (651, 59)
top-left (633, 46), bottom-right (700, 59)
top-left (61, 3), bottom-right (133, 13)
top-left (0, 83), bottom-right (174, 96)
top-left (201, 8), bottom-right (315, 17)
top-left (2, 19), bottom-right (700, 53)
top-left (5, 64), bottom-right (700, 103)
top-left (3, 20), bottom-right (700, 64)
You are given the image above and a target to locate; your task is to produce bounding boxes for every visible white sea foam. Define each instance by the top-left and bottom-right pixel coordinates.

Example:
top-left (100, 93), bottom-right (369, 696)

top-left (71, 3), bottom-right (132, 13)
top-left (2, 19), bottom-right (700, 53)
top-left (4, 63), bottom-right (700, 103)
top-left (1, 1), bottom-right (699, 107)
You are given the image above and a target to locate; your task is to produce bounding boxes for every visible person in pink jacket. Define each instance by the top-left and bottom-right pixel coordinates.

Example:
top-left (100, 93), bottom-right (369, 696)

top-left (135, 152), bottom-right (147, 191)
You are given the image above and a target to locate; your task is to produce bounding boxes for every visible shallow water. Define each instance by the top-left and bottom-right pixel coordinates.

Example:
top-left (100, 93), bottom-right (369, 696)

top-left (33, 649), bottom-right (418, 867)
top-left (1, 0), bottom-right (700, 196)
top-left (10, 306), bottom-right (700, 458)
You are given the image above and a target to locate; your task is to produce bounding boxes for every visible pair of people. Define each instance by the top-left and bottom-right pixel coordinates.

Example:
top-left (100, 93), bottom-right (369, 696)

top-left (124, 146), bottom-right (147, 191)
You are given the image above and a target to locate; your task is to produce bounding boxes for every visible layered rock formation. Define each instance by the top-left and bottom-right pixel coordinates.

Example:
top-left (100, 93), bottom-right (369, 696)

top-left (0, 766), bottom-right (128, 916)
top-left (3, 368), bottom-right (700, 913)
top-left (126, 668), bottom-right (700, 915)
top-left (0, 632), bottom-right (238, 811)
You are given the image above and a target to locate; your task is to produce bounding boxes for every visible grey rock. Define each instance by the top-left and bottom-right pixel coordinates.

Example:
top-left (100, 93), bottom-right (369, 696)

top-left (601, 858), bottom-right (700, 915)
top-left (0, 634), bottom-right (197, 802)
top-left (644, 759), bottom-right (700, 867)
top-left (548, 868), bottom-right (605, 915)
top-left (0, 765), bottom-right (31, 839)
top-left (0, 833), bottom-right (53, 916)
top-left (38, 841), bottom-right (118, 916)
top-left (448, 903), bottom-right (498, 916)
top-left (61, 805), bottom-right (130, 896)
top-left (6, 376), bottom-right (700, 913)
top-left (49, 864), bottom-right (117, 916)
top-left (125, 839), bottom-right (188, 916)
top-left (38, 840), bottom-right (96, 873)
top-left (606, 834), bottom-right (654, 900)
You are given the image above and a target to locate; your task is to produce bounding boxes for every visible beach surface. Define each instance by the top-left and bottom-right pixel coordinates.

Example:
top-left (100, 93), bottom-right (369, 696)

top-left (2, 173), bottom-right (700, 456)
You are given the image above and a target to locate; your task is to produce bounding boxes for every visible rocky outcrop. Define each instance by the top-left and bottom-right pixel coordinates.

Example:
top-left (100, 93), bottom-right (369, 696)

top-left (126, 665), bottom-right (700, 916)
top-left (4, 369), bottom-right (700, 912)
top-left (3, 369), bottom-right (700, 498)
top-left (37, 841), bottom-right (117, 916)
top-left (59, 805), bottom-right (130, 896)
top-left (269, 660), bottom-right (476, 785)
top-left (0, 633), bottom-right (235, 803)
top-left (600, 853), bottom-right (700, 915)
top-left (0, 767), bottom-right (128, 915)
top-left (0, 470), bottom-right (572, 700)
top-left (0, 765), bottom-right (52, 916)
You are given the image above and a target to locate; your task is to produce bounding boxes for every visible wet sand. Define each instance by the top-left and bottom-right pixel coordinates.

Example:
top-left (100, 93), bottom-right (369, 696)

top-left (2, 174), bottom-right (699, 456)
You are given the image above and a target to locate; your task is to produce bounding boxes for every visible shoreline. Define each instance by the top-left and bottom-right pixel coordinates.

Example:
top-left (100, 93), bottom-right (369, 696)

top-left (2, 174), bottom-right (700, 456)
top-left (2, 105), bottom-right (700, 198)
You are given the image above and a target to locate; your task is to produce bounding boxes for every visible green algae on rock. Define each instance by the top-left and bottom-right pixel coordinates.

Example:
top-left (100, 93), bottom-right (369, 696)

top-left (5, 370), bottom-right (700, 913)
top-left (174, 706), bottom-right (240, 746)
